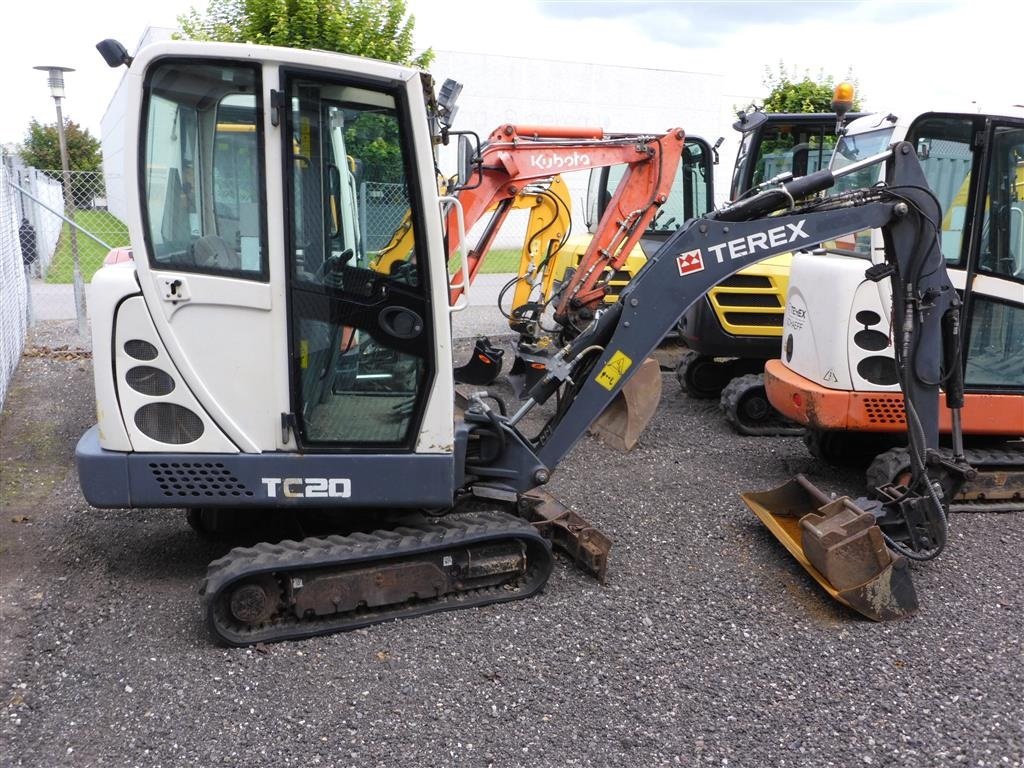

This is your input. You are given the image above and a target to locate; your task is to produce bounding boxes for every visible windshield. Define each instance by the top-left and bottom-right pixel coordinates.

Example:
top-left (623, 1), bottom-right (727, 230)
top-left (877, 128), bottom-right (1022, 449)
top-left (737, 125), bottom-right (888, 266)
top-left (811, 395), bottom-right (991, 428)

top-left (831, 126), bottom-right (896, 195)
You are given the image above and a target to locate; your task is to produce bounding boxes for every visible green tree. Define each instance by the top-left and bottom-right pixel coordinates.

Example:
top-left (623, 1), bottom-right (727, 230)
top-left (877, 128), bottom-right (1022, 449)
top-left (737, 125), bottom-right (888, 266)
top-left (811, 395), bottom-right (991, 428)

top-left (760, 62), bottom-right (861, 113)
top-left (19, 119), bottom-right (103, 176)
top-left (177, 0), bottom-right (433, 68)
top-left (178, 0), bottom-right (432, 184)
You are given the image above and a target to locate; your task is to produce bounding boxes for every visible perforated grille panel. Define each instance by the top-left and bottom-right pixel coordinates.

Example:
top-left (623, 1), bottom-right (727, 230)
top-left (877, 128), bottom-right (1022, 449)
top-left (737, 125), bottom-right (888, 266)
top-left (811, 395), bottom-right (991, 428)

top-left (148, 462), bottom-right (254, 498)
top-left (862, 396), bottom-right (905, 425)
top-left (134, 403), bottom-right (204, 444)
top-left (124, 339), bottom-right (158, 360)
top-left (126, 366), bottom-right (175, 396)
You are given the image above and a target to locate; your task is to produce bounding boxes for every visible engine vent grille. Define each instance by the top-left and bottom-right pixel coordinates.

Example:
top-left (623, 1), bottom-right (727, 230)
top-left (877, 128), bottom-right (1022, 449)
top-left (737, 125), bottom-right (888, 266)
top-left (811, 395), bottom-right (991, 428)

top-left (148, 461), bottom-right (253, 498)
top-left (126, 366), bottom-right (175, 396)
top-left (124, 339), bottom-right (158, 360)
top-left (857, 356), bottom-right (900, 386)
top-left (716, 294), bottom-right (782, 308)
top-left (135, 403), bottom-right (204, 444)
top-left (723, 312), bottom-right (784, 327)
top-left (720, 274), bottom-right (773, 289)
top-left (862, 395), bottom-right (905, 425)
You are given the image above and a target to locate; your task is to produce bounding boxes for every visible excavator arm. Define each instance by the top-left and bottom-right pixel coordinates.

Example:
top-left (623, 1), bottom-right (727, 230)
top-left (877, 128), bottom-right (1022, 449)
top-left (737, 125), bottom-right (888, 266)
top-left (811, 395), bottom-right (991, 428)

top-left (447, 124), bottom-right (685, 308)
top-left (467, 142), bottom-right (970, 620)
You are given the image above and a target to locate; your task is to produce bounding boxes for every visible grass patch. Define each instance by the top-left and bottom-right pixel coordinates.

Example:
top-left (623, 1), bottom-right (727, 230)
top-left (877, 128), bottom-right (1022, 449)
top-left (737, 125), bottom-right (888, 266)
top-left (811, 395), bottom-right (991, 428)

top-left (449, 248), bottom-right (520, 275)
top-left (44, 210), bottom-right (130, 284)
top-left (43, 215), bottom-right (520, 283)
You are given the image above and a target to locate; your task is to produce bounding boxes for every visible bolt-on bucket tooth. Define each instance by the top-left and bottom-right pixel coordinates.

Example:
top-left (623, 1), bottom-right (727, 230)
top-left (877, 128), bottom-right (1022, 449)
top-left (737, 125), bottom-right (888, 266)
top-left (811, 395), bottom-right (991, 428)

top-left (454, 337), bottom-right (505, 385)
top-left (588, 356), bottom-right (662, 451)
top-left (740, 474), bottom-right (918, 621)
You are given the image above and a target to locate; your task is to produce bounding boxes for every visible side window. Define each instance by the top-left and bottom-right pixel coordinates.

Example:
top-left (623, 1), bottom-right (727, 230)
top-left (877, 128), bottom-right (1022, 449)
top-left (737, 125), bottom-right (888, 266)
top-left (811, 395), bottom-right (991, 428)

top-left (141, 62), bottom-right (266, 279)
top-left (599, 141), bottom-right (712, 234)
top-left (977, 125), bottom-right (1024, 280)
top-left (964, 296), bottom-right (1024, 388)
top-left (907, 116), bottom-right (975, 265)
top-left (751, 124), bottom-right (832, 188)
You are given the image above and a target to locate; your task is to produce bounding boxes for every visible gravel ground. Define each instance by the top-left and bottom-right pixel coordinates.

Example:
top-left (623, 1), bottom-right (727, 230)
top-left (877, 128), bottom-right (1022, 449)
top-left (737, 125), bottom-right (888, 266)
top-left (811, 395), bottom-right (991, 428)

top-left (1, 320), bottom-right (1022, 768)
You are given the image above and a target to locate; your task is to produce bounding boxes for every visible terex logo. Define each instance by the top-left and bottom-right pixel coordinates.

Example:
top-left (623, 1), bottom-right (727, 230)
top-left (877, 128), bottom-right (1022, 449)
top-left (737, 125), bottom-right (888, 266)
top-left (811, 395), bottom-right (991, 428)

top-left (528, 152), bottom-right (591, 171)
top-left (261, 477), bottom-right (352, 499)
top-left (707, 219), bottom-right (809, 264)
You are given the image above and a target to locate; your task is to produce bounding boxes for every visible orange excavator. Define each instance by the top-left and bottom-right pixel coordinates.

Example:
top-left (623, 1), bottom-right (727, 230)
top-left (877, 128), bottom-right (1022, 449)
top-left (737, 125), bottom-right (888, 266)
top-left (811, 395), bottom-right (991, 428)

top-left (439, 124), bottom-right (687, 437)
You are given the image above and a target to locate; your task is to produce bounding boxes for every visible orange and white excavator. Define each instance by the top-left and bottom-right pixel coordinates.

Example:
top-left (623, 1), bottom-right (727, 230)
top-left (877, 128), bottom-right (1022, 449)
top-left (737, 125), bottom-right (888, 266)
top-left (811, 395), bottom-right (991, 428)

top-left (763, 107), bottom-right (1024, 512)
top-left (403, 124), bottom-right (689, 440)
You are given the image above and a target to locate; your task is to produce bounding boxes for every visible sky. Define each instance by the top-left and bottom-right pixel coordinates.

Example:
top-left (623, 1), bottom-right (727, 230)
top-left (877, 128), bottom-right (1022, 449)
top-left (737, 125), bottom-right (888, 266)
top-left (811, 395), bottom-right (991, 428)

top-left (0, 0), bottom-right (1016, 149)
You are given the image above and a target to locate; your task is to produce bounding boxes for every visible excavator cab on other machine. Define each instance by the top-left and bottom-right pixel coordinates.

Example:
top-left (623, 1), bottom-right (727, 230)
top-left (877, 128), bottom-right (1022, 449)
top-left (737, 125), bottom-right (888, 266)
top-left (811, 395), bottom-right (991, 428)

top-left (765, 108), bottom-right (1024, 512)
top-left (81, 39), bottom-right (973, 644)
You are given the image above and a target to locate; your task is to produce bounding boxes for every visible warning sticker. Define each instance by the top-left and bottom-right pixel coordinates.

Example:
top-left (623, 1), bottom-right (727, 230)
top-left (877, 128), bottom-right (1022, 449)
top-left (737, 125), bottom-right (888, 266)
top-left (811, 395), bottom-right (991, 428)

top-left (595, 350), bottom-right (633, 391)
top-left (676, 249), bottom-right (705, 276)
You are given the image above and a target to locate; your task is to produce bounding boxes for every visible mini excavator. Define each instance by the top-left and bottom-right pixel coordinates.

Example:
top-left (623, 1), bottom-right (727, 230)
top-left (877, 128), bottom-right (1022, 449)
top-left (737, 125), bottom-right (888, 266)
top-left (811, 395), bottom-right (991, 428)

top-left (80, 39), bottom-right (973, 644)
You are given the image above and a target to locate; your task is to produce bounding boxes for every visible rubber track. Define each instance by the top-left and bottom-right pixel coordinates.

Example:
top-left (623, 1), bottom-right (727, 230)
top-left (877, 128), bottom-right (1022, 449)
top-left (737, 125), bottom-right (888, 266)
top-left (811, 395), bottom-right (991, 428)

top-left (202, 510), bottom-right (553, 646)
top-left (866, 445), bottom-right (1024, 513)
top-left (721, 373), bottom-right (804, 437)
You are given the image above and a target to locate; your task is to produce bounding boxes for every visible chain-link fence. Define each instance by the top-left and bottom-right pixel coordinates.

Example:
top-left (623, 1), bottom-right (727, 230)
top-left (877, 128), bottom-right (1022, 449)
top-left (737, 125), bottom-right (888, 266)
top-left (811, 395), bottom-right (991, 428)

top-left (0, 160), bottom-right (131, 408)
top-left (1, 161), bottom-right (29, 408)
top-left (5, 167), bottom-right (130, 324)
top-left (17, 169), bottom-right (130, 284)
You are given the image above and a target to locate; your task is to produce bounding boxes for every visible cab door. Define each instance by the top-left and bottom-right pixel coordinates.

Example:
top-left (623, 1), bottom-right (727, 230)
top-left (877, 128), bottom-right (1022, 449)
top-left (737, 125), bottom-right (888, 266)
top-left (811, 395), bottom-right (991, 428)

top-left (960, 119), bottom-right (1024, 396)
top-left (280, 69), bottom-right (436, 450)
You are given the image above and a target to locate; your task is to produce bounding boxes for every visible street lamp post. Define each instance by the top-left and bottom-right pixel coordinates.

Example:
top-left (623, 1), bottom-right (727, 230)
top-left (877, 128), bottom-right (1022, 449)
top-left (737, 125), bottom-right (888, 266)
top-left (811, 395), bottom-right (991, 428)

top-left (34, 65), bottom-right (87, 337)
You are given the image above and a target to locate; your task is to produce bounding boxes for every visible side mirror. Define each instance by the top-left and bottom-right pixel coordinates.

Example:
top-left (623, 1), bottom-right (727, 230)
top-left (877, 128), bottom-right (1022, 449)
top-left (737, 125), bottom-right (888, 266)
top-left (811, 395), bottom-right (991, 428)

top-left (791, 143), bottom-right (810, 178)
top-left (96, 39), bottom-right (132, 68)
top-left (733, 109), bottom-right (768, 134)
top-left (454, 132), bottom-right (481, 190)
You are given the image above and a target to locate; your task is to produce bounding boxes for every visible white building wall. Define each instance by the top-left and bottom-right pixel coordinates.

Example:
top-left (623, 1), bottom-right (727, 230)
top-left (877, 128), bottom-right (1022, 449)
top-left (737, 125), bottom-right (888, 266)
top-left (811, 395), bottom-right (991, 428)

top-left (100, 36), bottom-right (743, 248)
top-left (101, 27), bottom-right (175, 223)
top-left (429, 49), bottom-right (736, 216)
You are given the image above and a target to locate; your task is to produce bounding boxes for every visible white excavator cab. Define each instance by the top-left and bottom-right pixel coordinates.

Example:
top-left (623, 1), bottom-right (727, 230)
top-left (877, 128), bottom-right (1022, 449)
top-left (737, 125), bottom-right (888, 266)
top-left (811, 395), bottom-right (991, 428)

top-left (87, 43), bottom-right (461, 486)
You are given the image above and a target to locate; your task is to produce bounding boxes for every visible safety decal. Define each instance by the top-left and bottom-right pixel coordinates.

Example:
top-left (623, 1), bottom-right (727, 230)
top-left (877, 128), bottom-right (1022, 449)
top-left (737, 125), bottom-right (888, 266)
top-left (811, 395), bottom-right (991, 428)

top-left (595, 350), bottom-right (633, 391)
top-left (676, 249), bottom-right (705, 276)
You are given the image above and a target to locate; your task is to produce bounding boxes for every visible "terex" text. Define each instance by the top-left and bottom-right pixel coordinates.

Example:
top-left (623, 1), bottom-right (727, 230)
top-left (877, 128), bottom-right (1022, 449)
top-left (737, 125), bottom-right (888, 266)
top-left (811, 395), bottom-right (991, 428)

top-left (706, 220), bottom-right (810, 264)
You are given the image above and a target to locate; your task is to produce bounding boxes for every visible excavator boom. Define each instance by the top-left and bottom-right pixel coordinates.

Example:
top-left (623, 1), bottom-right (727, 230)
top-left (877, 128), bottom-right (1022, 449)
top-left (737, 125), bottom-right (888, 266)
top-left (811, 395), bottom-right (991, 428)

top-left (447, 124), bottom-right (685, 310)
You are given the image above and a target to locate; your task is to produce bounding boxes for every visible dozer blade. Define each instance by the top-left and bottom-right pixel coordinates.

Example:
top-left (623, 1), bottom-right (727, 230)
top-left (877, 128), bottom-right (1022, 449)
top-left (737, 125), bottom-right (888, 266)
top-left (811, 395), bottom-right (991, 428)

top-left (454, 337), bottom-right (504, 385)
top-left (740, 474), bottom-right (918, 622)
top-left (519, 489), bottom-right (612, 582)
top-left (588, 356), bottom-right (662, 451)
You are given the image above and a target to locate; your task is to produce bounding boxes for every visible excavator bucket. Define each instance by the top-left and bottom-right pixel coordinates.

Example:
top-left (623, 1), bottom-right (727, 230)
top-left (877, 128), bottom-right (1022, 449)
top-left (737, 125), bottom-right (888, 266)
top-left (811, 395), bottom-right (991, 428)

top-left (454, 337), bottom-right (505, 385)
top-left (740, 474), bottom-right (918, 621)
top-left (588, 356), bottom-right (662, 451)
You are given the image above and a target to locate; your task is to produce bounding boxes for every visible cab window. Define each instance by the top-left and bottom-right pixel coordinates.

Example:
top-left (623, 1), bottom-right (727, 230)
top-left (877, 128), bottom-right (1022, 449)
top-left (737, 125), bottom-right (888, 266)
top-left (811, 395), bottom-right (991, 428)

top-left (141, 61), bottom-right (266, 279)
